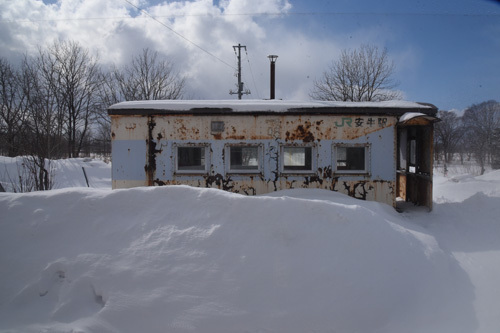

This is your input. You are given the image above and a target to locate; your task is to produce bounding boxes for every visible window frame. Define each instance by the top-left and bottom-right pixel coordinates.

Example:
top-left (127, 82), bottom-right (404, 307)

top-left (174, 144), bottom-right (210, 174)
top-left (333, 143), bottom-right (371, 175)
top-left (225, 144), bottom-right (263, 174)
top-left (280, 144), bottom-right (316, 174)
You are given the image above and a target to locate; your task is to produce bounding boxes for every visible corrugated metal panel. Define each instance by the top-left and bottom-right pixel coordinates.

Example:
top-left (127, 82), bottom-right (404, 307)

top-left (111, 113), bottom-right (399, 207)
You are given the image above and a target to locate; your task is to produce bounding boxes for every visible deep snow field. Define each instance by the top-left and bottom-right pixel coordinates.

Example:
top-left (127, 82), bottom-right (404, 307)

top-left (1, 157), bottom-right (499, 333)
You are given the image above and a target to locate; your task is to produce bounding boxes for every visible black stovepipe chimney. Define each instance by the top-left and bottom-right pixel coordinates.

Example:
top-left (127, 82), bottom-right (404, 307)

top-left (268, 55), bottom-right (278, 100)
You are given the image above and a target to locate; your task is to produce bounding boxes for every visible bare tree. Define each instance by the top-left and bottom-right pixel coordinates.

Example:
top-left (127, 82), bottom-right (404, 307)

top-left (462, 100), bottom-right (500, 174)
top-left (50, 40), bottom-right (104, 157)
top-left (434, 110), bottom-right (464, 163)
top-left (310, 44), bottom-right (401, 102)
top-left (113, 48), bottom-right (186, 101)
top-left (90, 70), bottom-right (119, 157)
top-left (94, 70), bottom-right (120, 126)
top-left (492, 128), bottom-right (500, 169)
top-left (90, 48), bottom-right (186, 158)
top-left (18, 51), bottom-right (64, 191)
top-left (0, 58), bottom-right (26, 156)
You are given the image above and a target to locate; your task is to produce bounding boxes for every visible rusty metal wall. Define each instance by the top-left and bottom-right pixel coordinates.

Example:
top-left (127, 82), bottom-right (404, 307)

top-left (111, 113), bottom-right (398, 206)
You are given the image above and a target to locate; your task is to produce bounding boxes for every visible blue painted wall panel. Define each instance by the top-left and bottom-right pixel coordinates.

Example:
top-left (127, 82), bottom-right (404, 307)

top-left (112, 140), bottom-right (147, 181)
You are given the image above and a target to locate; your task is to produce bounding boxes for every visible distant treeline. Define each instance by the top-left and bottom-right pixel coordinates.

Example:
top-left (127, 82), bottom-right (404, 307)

top-left (0, 41), bottom-right (186, 190)
top-left (434, 100), bottom-right (500, 174)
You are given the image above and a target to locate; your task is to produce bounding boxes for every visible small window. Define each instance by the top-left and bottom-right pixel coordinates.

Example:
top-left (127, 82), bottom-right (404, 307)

top-left (211, 121), bottom-right (224, 133)
top-left (335, 145), bottom-right (369, 173)
top-left (177, 146), bottom-right (207, 173)
top-left (228, 145), bottom-right (260, 172)
top-left (409, 139), bottom-right (416, 165)
top-left (282, 146), bottom-right (313, 172)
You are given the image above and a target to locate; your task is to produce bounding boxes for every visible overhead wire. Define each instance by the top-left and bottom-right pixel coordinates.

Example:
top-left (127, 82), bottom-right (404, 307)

top-left (122, 0), bottom-right (236, 70)
top-left (244, 49), bottom-right (260, 99)
top-left (229, 47), bottom-right (238, 91)
top-left (3, 10), bottom-right (499, 23)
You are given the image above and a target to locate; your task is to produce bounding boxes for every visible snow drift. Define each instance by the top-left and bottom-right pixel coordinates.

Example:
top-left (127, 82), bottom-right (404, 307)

top-left (0, 159), bottom-right (499, 332)
top-left (0, 156), bottom-right (111, 192)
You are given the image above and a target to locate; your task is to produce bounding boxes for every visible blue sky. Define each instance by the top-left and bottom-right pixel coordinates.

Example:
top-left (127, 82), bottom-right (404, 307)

top-left (278, 0), bottom-right (500, 111)
top-left (1, 0), bottom-right (499, 111)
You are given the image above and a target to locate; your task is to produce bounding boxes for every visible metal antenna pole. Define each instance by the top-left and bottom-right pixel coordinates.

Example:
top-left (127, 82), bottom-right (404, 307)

top-left (229, 44), bottom-right (251, 99)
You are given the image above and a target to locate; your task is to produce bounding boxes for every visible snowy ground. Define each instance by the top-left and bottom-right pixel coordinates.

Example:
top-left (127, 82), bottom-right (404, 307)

top-left (0, 158), bottom-right (499, 333)
top-left (0, 156), bottom-right (111, 192)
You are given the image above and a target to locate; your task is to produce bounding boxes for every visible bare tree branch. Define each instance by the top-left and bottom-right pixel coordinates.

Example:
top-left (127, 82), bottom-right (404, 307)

top-left (113, 48), bottom-right (186, 101)
top-left (434, 110), bottom-right (465, 163)
top-left (310, 44), bottom-right (401, 102)
top-left (462, 100), bottom-right (500, 174)
top-left (49, 40), bottom-right (104, 157)
top-left (0, 58), bottom-right (27, 156)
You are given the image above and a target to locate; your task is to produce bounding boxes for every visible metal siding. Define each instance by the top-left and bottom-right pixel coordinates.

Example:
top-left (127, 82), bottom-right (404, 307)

top-left (110, 115), bottom-right (148, 141)
top-left (369, 126), bottom-right (397, 180)
top-left (113, 179), bottom-right (148, 189)
top-left (111, 140), bottom-right (147, 181)
top-left (111, 114), bottom-right (399, 206)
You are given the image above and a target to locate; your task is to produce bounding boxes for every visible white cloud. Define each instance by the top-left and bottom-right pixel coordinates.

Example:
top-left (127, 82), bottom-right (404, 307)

top-left (0, 0), bottom-right (396, 101)
top-left (220, 0), bottom-right (292, 14)
top-left (450, 108), bottom-right (465, 117)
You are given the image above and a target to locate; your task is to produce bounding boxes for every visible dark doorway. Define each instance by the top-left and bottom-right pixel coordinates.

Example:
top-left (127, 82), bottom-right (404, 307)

top-left (397, 116), bottom-right (437, 210)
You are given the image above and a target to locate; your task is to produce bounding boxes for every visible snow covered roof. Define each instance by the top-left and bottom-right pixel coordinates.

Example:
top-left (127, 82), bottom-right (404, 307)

top-left (108, 99), bottom-right (438, 116)
top-left (399, 112), bottom-right (441, 124)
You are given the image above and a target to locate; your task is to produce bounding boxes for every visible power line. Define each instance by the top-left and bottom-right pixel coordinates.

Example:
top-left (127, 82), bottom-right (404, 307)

top-left (245, 49), bottom-right (260, 100)
top-left (122, 0), bottom-right (236, 70)
top-left (0, 16), bottom-right (132, 23)
top-left (3, 9), bottom-right (499, 24)
top-left (222, 11), bottom-right (500, 17)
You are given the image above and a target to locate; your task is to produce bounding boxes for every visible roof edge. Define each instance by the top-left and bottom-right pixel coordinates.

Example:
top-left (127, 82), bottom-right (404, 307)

top-left (107, 100), bottom-right (438, 116)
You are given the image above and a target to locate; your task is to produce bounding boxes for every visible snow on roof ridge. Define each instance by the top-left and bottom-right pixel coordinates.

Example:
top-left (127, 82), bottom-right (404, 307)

top-left (108, 99), bottom-right (435, 112)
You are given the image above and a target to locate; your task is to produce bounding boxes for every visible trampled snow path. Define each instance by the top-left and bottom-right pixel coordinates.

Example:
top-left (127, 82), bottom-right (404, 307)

top-left (0, 159), bottom-right (499, 333)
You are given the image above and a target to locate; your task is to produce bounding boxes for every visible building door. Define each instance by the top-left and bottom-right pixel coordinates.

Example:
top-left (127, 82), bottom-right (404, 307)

top-left (397, 114), bottom-right (438, 210)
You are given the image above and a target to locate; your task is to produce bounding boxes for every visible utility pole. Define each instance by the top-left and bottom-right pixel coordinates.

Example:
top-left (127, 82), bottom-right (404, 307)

top-left (229, 44), bottom-right (250, 99)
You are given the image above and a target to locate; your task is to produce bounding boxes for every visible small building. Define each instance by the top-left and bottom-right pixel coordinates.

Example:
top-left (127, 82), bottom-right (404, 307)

top-left (108, 100), bottom-right (438, 209)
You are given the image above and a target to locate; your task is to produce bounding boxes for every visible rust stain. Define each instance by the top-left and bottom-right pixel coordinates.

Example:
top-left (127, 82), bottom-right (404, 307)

top-left (304, 175), bottom-right (323, 186)
top-left (242, 187), bottom-right (256, 195)
top-left (248, 135), bottom-right (271, 140)
top-left (150, 176), bottom-right (393, 206)
top-left (227, 135), bottom-right (246, 140)
top-left (174, 118), bottom-right (188, 137)
top-left (153, 179), bottom-right (166, 186)
top-left (320, 166), bottom-right (333, 179)
top-left (340, 181), bottom-right (376, 201)
top-left (285, 121), bottom-right (315, 142)
top-left (204, 173), bottom-right (234, 191)
top-left (145, 116), bottom-right (162, 186)
top-left (239, 177), bottom-right (258, 195)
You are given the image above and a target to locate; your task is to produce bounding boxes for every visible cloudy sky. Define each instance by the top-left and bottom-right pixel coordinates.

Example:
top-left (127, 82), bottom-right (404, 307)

top-left (1, 0), bottom-right (499, 111)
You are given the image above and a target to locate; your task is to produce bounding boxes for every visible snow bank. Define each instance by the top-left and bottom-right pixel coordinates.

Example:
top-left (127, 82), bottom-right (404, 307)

top-left (1, 159), bottom-right (499, 333)
top-left (0, 157), bottom-right (111, 192)
top-left (0, 186), bottom-right (482, 333)
top-left (433, 169), bottom-right (500, 203)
